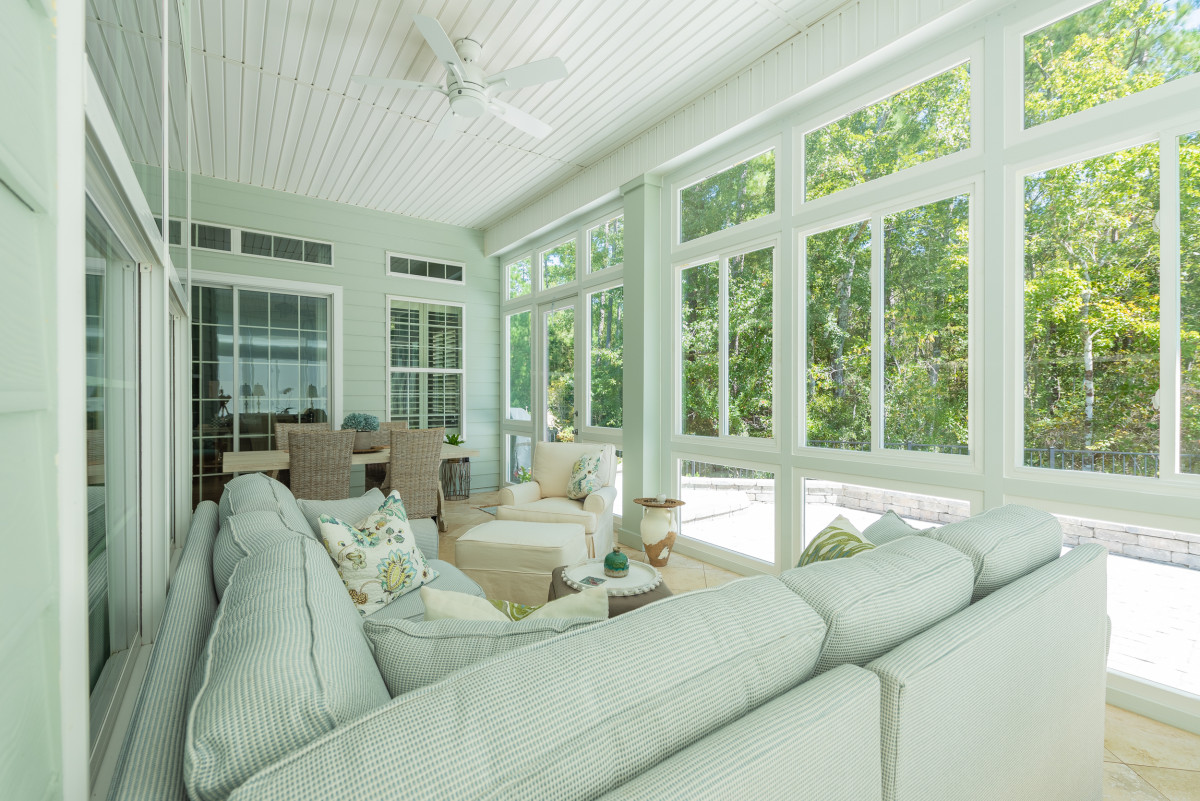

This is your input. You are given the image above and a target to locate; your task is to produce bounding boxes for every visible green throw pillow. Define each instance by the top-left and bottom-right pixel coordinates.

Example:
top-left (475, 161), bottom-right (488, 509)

top-left (797, 515), bottom-right (875, 567)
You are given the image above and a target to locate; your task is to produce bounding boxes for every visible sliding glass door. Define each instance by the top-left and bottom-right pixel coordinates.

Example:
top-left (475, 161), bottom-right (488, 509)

top-left (191, 284), bottom-right (331, 504)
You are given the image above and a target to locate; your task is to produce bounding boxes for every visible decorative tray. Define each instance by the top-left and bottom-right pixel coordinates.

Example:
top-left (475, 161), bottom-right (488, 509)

top-left (562, 559), bottom-right (662, 597)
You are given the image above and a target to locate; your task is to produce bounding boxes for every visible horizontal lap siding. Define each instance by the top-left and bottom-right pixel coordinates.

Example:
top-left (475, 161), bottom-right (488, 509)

top-left (168, 170), bottom-right (501, 491)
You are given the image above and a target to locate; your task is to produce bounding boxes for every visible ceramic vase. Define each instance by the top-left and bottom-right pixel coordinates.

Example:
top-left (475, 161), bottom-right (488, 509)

top-left (640, 506), bottom-right (677, 567)
top-left (353, 431), bottom-right (375, 451)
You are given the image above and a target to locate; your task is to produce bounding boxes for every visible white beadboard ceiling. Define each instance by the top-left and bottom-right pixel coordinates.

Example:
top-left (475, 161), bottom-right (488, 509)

top-left (85, 0), bottom-right (851, 231)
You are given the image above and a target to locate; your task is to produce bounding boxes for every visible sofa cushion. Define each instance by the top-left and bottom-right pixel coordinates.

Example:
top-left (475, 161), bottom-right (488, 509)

top-left (185, 537), bottom-right (390, 801)
top-left (863, 509), bottom-right (921, 545)
top-left (363, 616), bottom-right (600, 696)
top-left (296, 488), bottom-right (385, 537)
top-left (212, 510), bottom-right (308, 599)
top-left (366, 560), bottom-right (486, 623)
top-left (225, 576), bottom-right (827, 801)
top-left (533, 441), bottom-right (612, 498)
top-left (920, 504), bottom-right (1062, 601)
top-left (780, 536), bottom-right (974, 675)
top-left (216, 472), bottom-right (310, 537)
top-left (495, 496), bottom-right (598, 532)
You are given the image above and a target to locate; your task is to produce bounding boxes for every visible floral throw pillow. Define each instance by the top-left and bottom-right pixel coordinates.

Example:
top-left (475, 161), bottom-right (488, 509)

top-left (566, 452), bottom-right (604, 500)
top-left (318, 490), bottom-right (438, 616)
top-left (796, 515), bottom-right (875, 568)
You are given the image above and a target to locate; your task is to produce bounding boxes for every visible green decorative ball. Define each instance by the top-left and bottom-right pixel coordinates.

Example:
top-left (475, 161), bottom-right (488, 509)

top-left (603, 546), bottom-right (629, 578)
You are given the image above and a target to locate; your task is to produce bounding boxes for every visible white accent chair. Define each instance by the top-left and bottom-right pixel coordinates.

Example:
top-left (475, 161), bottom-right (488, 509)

top-left (496, 442), bottom-right (618, 558)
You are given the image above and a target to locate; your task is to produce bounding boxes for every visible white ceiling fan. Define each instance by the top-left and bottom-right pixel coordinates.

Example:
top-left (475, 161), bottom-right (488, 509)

top-left (352, 14), bottom-right (568, 141)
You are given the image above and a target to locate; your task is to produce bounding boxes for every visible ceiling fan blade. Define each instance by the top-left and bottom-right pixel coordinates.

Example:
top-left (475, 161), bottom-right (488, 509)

top-left (413, 14), bottom-right (468, 82)
top-left (350, 75), bottom-right (445, 95)
top-left (488, 98), bottom-right (553, 140)
top-left (433, 110), bottom-right (470, 141)
top-left (486, 57), bottom-right (568, 93)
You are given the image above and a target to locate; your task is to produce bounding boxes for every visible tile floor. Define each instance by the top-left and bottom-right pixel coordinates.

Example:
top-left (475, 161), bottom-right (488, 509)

top-left (442, 493), bottom-right (1200, 800)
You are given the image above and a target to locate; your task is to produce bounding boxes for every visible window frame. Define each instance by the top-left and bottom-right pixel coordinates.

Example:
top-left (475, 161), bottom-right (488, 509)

top-left (672, 231), bottom-right (782, 451)
top-left (505, 253), bottom-right (534, 301)
top-left (385, 294), bottom-right (468, 436)
top-left (538, 234), bottom-right (581, 293)
top-left (586, 212), bottom-right (626, 274)
top-left (384, 250), bottom-right (466, 286)
top-left (582, 276), bottom-right (626, 436)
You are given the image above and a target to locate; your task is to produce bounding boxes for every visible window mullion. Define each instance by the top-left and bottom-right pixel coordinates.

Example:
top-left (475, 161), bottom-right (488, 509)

top-left (719, 254), bottom-right (730, 438)
top-left (232, 288), bottom-right (240, 449)
top-left (870, 214), bottom-right (884, 452)
top-left (1160, 133), bottom-right (1182, 477)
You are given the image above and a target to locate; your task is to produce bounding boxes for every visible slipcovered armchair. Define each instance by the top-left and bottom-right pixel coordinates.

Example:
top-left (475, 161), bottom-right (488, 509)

top-left (497, 442), bottom-right (618, 558)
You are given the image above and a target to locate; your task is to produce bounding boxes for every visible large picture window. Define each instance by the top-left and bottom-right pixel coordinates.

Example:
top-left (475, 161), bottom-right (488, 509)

top-left (805, 63), bottom-right (971, 202)
top-left (679, 245), bottom-right (775, 439)
top-left (1024, 144), bottom-right (1160, 475)
top-left (388, 299), bottom-right (464, 432)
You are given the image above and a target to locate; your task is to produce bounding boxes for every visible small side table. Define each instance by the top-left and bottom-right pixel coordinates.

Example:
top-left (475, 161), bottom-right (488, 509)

top-left (548, 566), bottom-right (672, 617)
top-left (440, 457), bottom-right (471, 501)
top-left (633, 497), bottom-right (685, 567)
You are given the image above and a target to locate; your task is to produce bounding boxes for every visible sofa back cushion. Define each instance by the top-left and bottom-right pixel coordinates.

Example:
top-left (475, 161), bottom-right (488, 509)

top-left (781, 536), bottom-right (974, 676)
top-left (223, 576), bottom-right (827, 801)
top-left (532, 441), bottom-right (615, 498)
top-left (296, 489), bottom-right (385, 537)
top-left (921, 504), bottom-right (1062, 601)
top-left (364, 617), bottom-right (600, 696)
top-left (212, 510), bottom-right (308, 599)
top-left (217, 472), bottom-right (311, 537)
top-left (185, 537), bottom-right (390, 801)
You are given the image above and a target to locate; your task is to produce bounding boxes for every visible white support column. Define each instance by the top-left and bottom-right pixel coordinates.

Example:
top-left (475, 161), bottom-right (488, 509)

top-left (619, 175), bottom-right (664, 535)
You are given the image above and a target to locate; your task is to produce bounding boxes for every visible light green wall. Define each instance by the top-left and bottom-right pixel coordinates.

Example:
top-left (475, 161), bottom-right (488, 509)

top-left (0, 2), bottom-right (64, 799)
top-left (153, 170), bottom-right (502, 490)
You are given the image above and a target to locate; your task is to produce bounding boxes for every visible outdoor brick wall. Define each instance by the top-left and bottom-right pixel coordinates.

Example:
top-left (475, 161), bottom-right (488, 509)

top-left (1058, 515), bottom-right (1200, 570)
top-left (804, 480), bottom-right (971, 526)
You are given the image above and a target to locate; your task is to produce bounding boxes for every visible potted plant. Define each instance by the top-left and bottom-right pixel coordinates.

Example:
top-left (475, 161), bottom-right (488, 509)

top-left (342, 413), bottom-right (379, 452)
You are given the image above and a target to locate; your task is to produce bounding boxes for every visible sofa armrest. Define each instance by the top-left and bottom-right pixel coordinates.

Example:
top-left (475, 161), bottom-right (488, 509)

top-left (499, 481), bottom-right (544, 506)
top-left (584, 486), bottom-right (617, 515)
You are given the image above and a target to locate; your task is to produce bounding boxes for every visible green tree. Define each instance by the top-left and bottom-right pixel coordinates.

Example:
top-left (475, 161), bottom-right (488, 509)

top-left (589, 286), bottom-right (624, 428)
top-left (680, 150), bottom-right (775, 242)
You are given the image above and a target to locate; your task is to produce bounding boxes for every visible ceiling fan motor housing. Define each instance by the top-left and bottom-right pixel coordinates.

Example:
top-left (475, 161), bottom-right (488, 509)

top-left (448, 38), bottom-right (488, 117)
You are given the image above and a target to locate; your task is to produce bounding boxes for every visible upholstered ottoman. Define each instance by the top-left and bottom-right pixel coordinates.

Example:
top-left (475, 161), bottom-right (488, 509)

top-left (455, 520), bottom-right (588, 605)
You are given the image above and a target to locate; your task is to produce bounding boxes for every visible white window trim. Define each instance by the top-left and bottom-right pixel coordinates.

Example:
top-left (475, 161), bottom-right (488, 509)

top-left (584, 211), bottom-right (627, 276)
top-left (537, 234), bottom-right (582, 294)
top-left (504, 253), bottom-right (535, 302)
top-left (385, 294), bottom-right (468, 437)
top-left (385, 250), bottom-right (467, 286)
top-left (671, 137), bottom-right (782, 254)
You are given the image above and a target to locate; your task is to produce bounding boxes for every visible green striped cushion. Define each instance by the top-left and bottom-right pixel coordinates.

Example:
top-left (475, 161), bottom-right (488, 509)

top-left (797, 515), bottom-right (874, 567)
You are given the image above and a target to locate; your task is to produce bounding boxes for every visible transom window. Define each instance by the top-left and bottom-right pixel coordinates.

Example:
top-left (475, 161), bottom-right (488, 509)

top-left (588, 214), bottom-right (624, 273)
top-left (541, 239), bottom-right (577, 290)
top-left (506, 257), bottom-right (532, 299)
top-left (804, 63), bottom-right (971, 201)
top-left (679, 149), bottom-right (776, 243)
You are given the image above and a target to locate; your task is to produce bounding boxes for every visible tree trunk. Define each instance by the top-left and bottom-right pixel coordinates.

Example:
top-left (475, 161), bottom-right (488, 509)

top-left (1081, 282), bottom-right (1095, 450)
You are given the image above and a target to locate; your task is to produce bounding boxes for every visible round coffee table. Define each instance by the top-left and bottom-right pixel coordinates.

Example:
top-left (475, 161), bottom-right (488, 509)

top-left (548, 565), bottom-right (672, 617)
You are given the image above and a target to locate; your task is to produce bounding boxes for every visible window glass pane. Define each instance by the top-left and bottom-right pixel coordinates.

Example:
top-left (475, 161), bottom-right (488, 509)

top-left (426, 373), bottom-right (462, 430)
top-left (1054, 510), bottom-right (1200, 695)
top-left (681, 261), bottom-right (720, 436)
top-left (589, 286), bottom-right (624, 428)
top-left (1025, 2), bottom-right (1200, 129)
top-left (806, 221), bottom-right (872, 450)
top-left (679, 459), bottom-right (775, 563)
top-left (680, 149), bottom-right (775, 243)
top-left (241, 231), bottom-right (272, 257)
top-left (806, 63), bottom-right (971, 201)
top-left (728, 247), bottom-right (774, 438)
top-left (299, 295), bottom-right (327, 332)
top-left (85, 200), bottom-right (141, 693)
top-left (508, 311), bottom-right (532, 421)
top-left (239, 290), bottom-right (269, 327)
top-left (389, 256), bottom-right (409, 275)
top-left (884, 194), bottom-right (970, 454)
top-left (270, 293), bottom-right (299, 329)
top-left (541, 240), bottom-right (577, 289)
top-left (426, 304), bottom-right (463, 370)
top-left (1182, 131), bottom-right (1200, 473)
top-left (389, 372), bottom-right (420, 427)
top-left (273, 237), bottom-right (303, 261)
top-left (388, 299), bottom-right (464, 435)
top-left (507, 434), bottom-right (533, 484)
top-left (589, 215), bottom-right (624, 272)
top-left (545, 306), bottom-right (575, 440)
top-left (802, 479), bottom-right (967, 546)
top-left (507, 258), bottom-right (531, 299)
top-left (193, 223), bottom-right (231, 251)
top-left (1024, 143), bottom-right (1160, 475)
top-left (389, 303), bottom-right (420, 368)
top-left (304, 241), bottom-right (332, 265)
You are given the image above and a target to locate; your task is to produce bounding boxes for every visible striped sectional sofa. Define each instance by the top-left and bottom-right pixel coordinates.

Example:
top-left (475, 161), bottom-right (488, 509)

top-left (107, 473), bottom-right (1108, 801)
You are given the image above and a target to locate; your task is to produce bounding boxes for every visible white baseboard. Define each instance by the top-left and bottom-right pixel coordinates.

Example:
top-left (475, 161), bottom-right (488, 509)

top-left (1107, 670), bottom-right (1200, 736)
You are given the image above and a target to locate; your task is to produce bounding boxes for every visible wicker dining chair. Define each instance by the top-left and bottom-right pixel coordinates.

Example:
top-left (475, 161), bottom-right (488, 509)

top-left (287, 429), bottom-right (356, 501)
top-left (366, 421), bottom-right (409, 491)
top-left (385, 427), bottom-right (444, 521)
top-left (272, 421), bottom-right (331, 482)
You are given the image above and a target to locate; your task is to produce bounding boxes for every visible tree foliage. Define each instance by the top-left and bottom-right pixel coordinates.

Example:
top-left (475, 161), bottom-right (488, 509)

top-left (680, 150), bottom-right (775, 242)
top-left (590, 286), bottom-right (624, 428)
